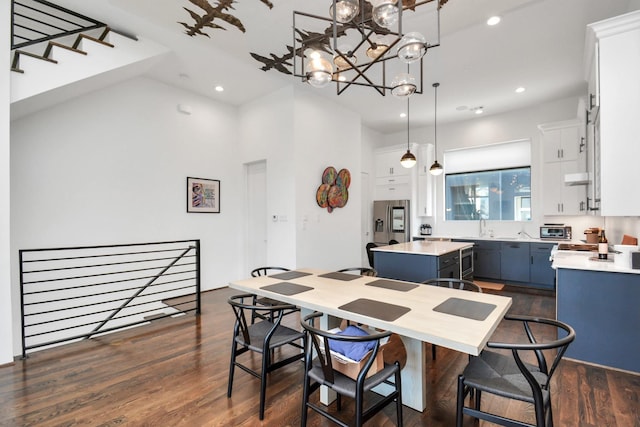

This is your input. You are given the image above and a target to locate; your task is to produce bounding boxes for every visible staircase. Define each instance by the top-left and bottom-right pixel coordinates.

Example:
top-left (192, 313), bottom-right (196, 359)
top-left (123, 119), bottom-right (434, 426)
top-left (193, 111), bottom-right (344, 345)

top-left (10, 0), bottom-right (170, 117)
top-left (11, 27), bottom-right (115, 74)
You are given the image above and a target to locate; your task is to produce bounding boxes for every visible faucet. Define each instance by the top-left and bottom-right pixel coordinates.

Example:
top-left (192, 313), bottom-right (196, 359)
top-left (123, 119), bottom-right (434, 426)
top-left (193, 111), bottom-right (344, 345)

top-left (479, 217), bottom-right (487, 237)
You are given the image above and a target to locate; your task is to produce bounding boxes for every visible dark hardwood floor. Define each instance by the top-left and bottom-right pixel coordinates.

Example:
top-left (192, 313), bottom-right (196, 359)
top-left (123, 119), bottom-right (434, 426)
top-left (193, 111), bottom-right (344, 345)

top-left (1, 286), bottom-right (638, 426)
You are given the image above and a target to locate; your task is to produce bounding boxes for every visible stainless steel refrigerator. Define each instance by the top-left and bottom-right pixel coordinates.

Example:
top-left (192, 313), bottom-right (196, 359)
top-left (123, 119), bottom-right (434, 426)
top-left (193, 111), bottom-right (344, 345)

top-left (373, 200), bottom-right (410, 245)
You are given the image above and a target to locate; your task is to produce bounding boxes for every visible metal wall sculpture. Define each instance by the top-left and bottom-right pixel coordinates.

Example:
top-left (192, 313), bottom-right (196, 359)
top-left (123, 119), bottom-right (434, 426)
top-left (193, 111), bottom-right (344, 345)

top-left (316, 167), bottom-right (351, 213)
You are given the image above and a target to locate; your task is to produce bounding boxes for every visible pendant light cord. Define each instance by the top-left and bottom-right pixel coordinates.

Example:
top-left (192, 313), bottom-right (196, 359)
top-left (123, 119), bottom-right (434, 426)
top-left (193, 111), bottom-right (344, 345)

top-left (433, 82), bottom-right (439, 158)
top-left (407, 98), bottom-right (410, 149)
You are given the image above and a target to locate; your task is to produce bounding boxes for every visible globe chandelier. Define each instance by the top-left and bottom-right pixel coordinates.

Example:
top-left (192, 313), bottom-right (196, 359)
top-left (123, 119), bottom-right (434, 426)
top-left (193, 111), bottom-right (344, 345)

top-left (293, 0), bottom-right (445, 97)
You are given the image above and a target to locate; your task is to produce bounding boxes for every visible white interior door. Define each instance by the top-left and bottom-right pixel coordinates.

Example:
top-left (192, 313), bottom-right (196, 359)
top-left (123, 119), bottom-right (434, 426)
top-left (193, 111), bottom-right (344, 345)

top-left (361, 171), bottom-right (371, 266)
top-left (246, 161), bottom-right (267, 271)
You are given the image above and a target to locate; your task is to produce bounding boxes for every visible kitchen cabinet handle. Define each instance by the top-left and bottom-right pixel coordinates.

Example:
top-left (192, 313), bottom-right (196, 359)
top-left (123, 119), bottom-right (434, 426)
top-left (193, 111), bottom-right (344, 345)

top-left (580, 201), bottom-right (585, 211)
top-left (590, 93), bottom-right (596, 110)
top-left (561, 148), bottom-right (564, 158)
top-left (579, 137), bottom-right (586, 152)
top-left (530, 255), bottom-right (534, 265)
top-left (557, 149), bottom-right (561, 159)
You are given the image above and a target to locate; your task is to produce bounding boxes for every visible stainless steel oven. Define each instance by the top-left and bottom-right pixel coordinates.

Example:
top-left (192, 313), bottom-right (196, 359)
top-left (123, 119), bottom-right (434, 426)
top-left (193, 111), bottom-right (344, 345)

top-left (460, 246), bottom-right (473, 280)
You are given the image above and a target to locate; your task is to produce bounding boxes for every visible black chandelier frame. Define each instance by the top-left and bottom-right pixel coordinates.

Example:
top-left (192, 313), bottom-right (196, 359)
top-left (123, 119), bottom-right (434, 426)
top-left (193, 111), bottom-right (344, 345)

top-left (292, 0), bottom-right (442, 96)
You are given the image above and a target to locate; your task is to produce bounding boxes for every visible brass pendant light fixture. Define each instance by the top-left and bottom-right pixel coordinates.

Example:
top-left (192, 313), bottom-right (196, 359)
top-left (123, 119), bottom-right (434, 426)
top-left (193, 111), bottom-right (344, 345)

top-left (400, 97), bottom-right (417, 168)
top-left (429, 82), bottom-right (443, 175)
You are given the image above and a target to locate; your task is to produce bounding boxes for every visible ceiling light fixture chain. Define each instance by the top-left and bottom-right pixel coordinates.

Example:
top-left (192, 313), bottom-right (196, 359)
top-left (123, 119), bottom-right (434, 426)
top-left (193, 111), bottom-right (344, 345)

top-left (292, 0), bottom-right (444, 97)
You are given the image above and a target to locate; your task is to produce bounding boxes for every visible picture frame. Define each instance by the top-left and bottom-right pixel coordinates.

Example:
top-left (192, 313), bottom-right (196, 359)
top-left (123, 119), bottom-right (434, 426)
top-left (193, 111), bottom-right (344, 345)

top-left (187, 177), bottom-right (220, 213)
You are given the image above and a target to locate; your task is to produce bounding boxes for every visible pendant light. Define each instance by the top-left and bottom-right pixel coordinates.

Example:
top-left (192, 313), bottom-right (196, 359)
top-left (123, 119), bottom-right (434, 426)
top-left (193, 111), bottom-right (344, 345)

top-left (429, 82), bottom-right (443, 175)
top-left (400, 98), bottom-right (416, 168)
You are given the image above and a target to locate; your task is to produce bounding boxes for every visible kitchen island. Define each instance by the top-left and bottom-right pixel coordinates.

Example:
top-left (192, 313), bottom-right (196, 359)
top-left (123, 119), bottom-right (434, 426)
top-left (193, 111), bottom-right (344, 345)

top-left (553, 250), bottom-right (640, 373)
top-left (372, 240), bottom-right (473, 283)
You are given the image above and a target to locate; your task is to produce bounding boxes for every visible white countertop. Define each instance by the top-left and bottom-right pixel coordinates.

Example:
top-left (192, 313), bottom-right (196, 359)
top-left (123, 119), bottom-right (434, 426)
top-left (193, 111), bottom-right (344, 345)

top-left (414, 235), bottom-right (567, 244)
top-left (371, 240), bottom-right (472, 256)
top-left (552, 250), bottom-right (640, 275)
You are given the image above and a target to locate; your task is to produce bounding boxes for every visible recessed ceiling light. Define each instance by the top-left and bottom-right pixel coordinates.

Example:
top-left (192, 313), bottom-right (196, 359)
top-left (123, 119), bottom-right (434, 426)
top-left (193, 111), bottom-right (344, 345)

top-left (472, 106), bottom-right (484, 115)
top-left (515, 87), bottom-right (526, 93)
top-left (214, 85), bottom-right (224, 92)
top-left (400, 112), bottom-right (407, 118)
top-left (487, 16), bottom-right (501, 26)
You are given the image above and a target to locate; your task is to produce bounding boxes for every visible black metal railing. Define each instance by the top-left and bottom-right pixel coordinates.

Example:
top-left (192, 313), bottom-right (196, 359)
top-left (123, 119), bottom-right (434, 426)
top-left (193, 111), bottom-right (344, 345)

top-left (11, 0), bottom-right (106, 49)
top-left (19, 240), bottom-right (201, 358)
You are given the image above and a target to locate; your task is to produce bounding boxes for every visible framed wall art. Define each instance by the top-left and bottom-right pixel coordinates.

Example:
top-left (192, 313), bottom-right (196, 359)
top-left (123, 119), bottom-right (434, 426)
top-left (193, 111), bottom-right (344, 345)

top-left (187, 177), bottom-right (220, 213)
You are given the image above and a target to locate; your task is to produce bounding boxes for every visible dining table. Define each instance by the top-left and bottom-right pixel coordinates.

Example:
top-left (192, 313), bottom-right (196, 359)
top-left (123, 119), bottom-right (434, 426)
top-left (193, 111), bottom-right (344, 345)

top-left (228, 268), bottom-right (512, 412)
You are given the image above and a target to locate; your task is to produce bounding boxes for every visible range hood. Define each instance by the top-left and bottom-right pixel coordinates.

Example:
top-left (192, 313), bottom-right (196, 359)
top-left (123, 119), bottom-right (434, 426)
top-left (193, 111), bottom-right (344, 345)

top-left (564, 172), bottom-right (592, 186)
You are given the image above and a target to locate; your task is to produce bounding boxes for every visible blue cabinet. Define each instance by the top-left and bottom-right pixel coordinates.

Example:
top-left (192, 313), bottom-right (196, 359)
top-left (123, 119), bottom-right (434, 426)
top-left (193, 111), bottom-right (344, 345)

top-left (457, 240), bottom-right (501, 280)
top-left (374, 250), bottom-right (460, 283)
top-left (529, 243), bottom-right (555, 290)
top-left (557, 268), bottom-right (640, 373)
top-left (454, 239), bottom-right (554, 289)
top-left (500, 242), bottom-right (530, 283)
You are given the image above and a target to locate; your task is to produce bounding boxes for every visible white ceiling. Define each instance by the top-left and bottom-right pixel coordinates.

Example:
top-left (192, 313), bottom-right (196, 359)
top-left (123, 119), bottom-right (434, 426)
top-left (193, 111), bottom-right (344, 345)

top-left (34, 0), bottom-right (638, 133)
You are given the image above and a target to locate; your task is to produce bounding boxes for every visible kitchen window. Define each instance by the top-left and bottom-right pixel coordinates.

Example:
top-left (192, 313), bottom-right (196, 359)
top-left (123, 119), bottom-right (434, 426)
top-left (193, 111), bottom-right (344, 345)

top-left (443, 140), bottom-right (531, 221)
top-left (445, 167), bottom-right (531, 220)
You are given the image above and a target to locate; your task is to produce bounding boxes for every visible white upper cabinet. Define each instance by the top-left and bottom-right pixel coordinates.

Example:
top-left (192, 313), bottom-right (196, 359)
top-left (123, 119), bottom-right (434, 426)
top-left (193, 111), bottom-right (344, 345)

top-left (373, 147), bottom-right (413, 200)
top-left (417, 144), bottom-right (435, 216)
top-left (374, 149), bottom-right (410, 178)
top-left (539, 120), bottom-right (587, 216)
top-left (585, 10), bottom-right (640, 216)
top-left (541, 121), bottom-right (580, 163)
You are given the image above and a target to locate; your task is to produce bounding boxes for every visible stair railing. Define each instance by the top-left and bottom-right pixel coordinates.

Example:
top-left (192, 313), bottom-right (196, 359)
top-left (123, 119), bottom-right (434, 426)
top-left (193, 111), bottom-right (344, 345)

top-left (12, 0), bottom-right (107, 49)
top-left (19, 240), bottom-right (201, 358)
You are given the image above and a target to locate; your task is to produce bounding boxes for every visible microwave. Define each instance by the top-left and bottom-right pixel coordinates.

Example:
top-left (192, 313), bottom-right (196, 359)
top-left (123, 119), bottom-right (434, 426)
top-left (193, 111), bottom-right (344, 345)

top-left (539, 225), bottom-right (572, 240)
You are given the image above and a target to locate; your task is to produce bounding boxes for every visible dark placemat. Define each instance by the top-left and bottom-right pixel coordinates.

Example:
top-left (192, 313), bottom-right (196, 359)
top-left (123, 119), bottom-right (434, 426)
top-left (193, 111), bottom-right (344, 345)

top-left (269, 271), bottom-right (312, 280)
top-left (317, 271), bottom-right (361, 281)
top-left (260, 282), bottom-right (314, 296)
top-left (338, 298), bottom-right (411, 322)
top-left (365, 279), bottom-right (418, 292)
top-left (433, 297), bottom-right (497, 321)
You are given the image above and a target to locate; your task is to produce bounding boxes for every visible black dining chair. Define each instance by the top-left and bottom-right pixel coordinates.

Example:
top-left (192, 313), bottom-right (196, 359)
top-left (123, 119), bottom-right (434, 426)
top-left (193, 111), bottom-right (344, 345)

top-left (422, 278), bottom-right (482, 360)
top-left (300, 312), bottom-right (403, 427)
top-left (227, 294), bottom-right (305, 420)
top-left (388, 239), bottom-right (399, 245)
top-left (250, 266), bottom-right (299, 323)
top-left (365, 243), bottom-right (377, 268)
top-left (337, 267), bottom-right (378, 277)
top-left (456, 315), bottom-right (576, 427)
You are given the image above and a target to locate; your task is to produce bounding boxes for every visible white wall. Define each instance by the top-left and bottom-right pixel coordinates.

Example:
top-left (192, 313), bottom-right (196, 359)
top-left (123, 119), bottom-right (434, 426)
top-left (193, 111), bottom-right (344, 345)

top-left (10, 77), bottom-right (243, 355)
top-left (293, 89), bottom-right (363, 270)
top-left (1, 0), bottom-right (14, 365)
top-left (238, 86), bottom-right (296, 268)
top-left (239, 86), bottom-right (365, 271)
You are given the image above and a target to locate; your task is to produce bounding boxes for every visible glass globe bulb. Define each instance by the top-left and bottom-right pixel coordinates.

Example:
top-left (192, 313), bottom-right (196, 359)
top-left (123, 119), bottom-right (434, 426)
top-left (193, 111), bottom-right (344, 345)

top-left (334, 45), bottom-right (357, 70)
top-left (397, 32), bottom-right (426, 64)
top-left (366, 43), bottom-right (389, 59)
top-left (391, 73), bottom-right (416, 98)
top-left (329, 0), bottom-right (360, 24)
top-left (306, 54), bottom-right (334, 88)
top-left (334, 53), bottom-right (357, 70)
top-left (372, 2), bottom-right (399, 28)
